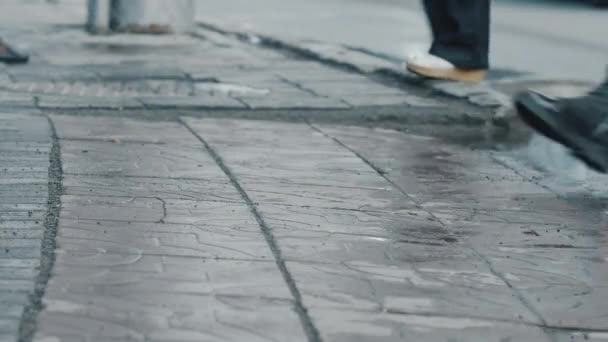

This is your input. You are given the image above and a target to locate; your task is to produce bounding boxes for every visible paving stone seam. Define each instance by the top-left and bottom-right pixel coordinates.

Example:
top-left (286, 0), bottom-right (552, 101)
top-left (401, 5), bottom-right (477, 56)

top-left (35, 107), bottom-right (481, 128)
top-left (277, 77), bottom-right (324, 98)
top-left (179, 118), bottom-right (323, 342)
top-left (226, 95), bottom-right (252, 109)
top-left (309, 123), bottom-right (555, 333)
top-left (17, 116), bottom-right (63, 342)
top-left (61, 173), bottom-right (235, 182)
top-left (60, 137), bottom-right (169, 145)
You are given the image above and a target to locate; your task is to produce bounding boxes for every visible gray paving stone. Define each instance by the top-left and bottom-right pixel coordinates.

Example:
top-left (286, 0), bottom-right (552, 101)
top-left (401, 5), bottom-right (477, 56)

top-left (310, 124), bottom-right (608, 332)
top-left (278, 71), bottom-right (376, 83)
top-left (48, 256), bottom-right (289, 298)
top-left (0, 211), bottom-right (46, 221)
top-left (0, 239), bottom-right (43, 248)
top-left (258, 203), bottom-right (439, 238)
top-left (60, 140), bottom-right (224, 179)
top-left (60, 195), bottom-right (164, 222)
top-left (309, 308), bottom-right (551, 342)
top-left (7, 65), bottom-right (99, 82)
top-left (0, 184), bottom-right (48, 192)
top-left (451, 221), bottom-right (598, 251)
top-left (209, 146), bottom-right (377, 175)
top-left (236, 93), bottom-right (350, 109)
top-left (61, 195), bottom-right (250, 225)
top-left (0, 259), bottom-right (39, 268)
top-left (340, 94), bottom-right (446, 108)
top-left (0, 197), bottom-right (48, 205)
top-left (51, 115), bottom-right (201, 145)
top-left (422, 203), bottom-right (607, 226)
top-left (0, 301), bottom-right (25, 319)
top-left (138, 95), bottom-right (245, 109)
top-left (37, 95), bottom-right (143, 110)
top-left (273, 229), bottom-right (475, 264)
top-left (237, 177), bottom-right (412, 211)
top-left (0, 92), bottom-right (36, 108)
top-left (56, 217), bottom-right (272, 260)
top-left (0, 279), bottom-right (35, 292)
top-left (0, 266), bottom-right (38, 280)
top-left (553, 331), bottom-right (608, 342)
top-left (0, 318), bottom-right (19, 335)
top-left (0, 246), bottom-right (41, 259)
top-left (92, 64), bottom-right (187, 81)
top-left (0, 114), bottom-right (50, 142)
top-left (183, 118), bottom-right (417, 210)
top-left (284, 260), bottom-right (539, 324)
top-left (182, 117), bottom-right (341, 150)
top-left (34, 294), bottom-right (307, 342)
top-left (519, 285), bottom-right (608, 330)
top-left (0, 229), bottom-right (43, 239)
top-left (301, 80), bottom-right (405, 96)
top-left (62, 175), bottom-right (240, 202)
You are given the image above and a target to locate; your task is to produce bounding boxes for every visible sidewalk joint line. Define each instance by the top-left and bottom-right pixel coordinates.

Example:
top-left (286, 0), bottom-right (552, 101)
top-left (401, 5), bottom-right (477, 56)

top-left (180, 118), bottom-right (323, 342)
top-left (18, 116), bottom-right (63, 342)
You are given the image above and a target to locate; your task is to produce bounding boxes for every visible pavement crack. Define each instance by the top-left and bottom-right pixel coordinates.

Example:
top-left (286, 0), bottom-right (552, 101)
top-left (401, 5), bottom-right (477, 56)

top-left (180, 118), bottom-right (323, 342)
top-left (18, 116), bottom-right (63, 342)
top-left (155, 197), bottom-right (167, 224)
top-left (278, 77), bottom-right (324, 98)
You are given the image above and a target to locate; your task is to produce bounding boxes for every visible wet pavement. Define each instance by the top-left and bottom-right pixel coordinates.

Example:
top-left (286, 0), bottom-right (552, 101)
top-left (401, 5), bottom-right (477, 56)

top-left (0, 1), bottom-right (607, 342)
top-left (22, 116), bottom-right (607, 342)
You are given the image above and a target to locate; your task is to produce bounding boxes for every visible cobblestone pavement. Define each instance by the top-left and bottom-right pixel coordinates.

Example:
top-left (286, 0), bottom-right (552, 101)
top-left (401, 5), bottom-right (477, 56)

top-left (0, 1), bottom-right (607, 342)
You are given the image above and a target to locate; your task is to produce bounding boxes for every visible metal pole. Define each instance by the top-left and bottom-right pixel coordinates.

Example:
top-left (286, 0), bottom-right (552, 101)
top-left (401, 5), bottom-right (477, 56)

top-left (86, 0), bottom-right (112, 33)
top-left (110, 0), bottom-right (195, 34)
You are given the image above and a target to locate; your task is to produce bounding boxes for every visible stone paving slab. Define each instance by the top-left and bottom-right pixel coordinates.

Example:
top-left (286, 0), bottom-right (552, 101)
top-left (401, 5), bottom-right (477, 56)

top-left (55, 217), bottom-right (271, 260)
top-left (138, 95), bottom-right (245, 110)
top-left (0, 114), bottom-right (50, 142)
top-left (309, 308), bottom-right (551, 342)
top-left (181, 117), bottom-right (608, 340)
top-left (283, 260), bottom-right (538, 323)
top-left (258, 204), bottom-right (438, 238)
top-left (60, 140), bottom-right (223, 179)
top-left (31, 113), bottom-right (312, 342)
top-left (312, 124), bottom-right (608, 332)
top-left (49, 255), bottom-right (289, 298)
top-left (34, 294), bottom-right (306, 342)
top-left (37, 95), bottom-right (144, 110)
top-left (0, 113), bottom-right (51, 342)
top-left (62, 175), bottom-right (240, 202)
top-left (51, 115), bottom-right (200, 145)
top-left (235, 93), bottom-right (351, 110)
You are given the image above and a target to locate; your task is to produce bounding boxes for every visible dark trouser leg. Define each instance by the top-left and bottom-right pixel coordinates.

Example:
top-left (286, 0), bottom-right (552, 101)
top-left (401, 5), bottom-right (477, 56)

top-left (423, 0), bottom-right (490, 70)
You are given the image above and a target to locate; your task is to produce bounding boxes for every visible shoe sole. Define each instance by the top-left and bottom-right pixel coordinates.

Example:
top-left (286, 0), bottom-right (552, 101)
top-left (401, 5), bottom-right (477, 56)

top-left (0, 47), bottom-right (29, 64)
top-left (407, 63), bottom-right (486, 83)
top-left (515, 92), bottom-right (608, 173)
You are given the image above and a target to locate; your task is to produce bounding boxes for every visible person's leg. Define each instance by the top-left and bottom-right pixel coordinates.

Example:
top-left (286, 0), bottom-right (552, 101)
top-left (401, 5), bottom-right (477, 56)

top-left (406, 0), bottom-right (490, 82)
top-left (515, 78), bottom-right (608, 173)
top-left (425, 0), bottom-right (490, 70)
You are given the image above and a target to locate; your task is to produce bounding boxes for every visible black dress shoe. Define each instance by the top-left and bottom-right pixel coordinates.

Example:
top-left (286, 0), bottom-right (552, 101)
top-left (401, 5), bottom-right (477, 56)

top-left (515, 83), bottom-right (608, 173)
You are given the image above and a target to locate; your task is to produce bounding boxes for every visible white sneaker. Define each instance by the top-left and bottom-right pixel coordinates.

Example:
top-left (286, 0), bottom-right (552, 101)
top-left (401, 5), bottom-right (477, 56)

top-left (405, 51), bottom-right (486, 83)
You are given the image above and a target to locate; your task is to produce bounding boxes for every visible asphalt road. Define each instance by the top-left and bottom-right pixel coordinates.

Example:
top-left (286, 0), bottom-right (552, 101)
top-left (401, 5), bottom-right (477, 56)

top-left (198, 0), bottom-right (608, 83)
